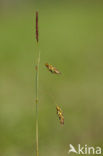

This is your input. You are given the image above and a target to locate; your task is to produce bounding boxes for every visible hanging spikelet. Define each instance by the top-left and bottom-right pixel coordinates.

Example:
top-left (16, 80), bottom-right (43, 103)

top-left (56, 106), bottom-right (64, 125)
top-left (45, 63), bottom-right (61, 74)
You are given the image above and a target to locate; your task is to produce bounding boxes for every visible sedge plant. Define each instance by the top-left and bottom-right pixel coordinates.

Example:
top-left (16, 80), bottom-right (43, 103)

top-left (34, 11), bottom-right (64, 156)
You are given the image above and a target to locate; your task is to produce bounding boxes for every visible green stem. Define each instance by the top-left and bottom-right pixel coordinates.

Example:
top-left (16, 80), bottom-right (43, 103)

top-left (35, 43), bottom-right (40, 156)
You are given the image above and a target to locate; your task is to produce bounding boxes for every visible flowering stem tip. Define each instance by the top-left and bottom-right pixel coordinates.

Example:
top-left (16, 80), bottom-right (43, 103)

top-left (36, 11), bottom-right (39, 43)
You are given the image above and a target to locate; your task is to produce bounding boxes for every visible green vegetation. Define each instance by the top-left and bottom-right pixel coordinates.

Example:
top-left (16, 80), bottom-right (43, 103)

top-left (0, 2), bottom-right (103, 156)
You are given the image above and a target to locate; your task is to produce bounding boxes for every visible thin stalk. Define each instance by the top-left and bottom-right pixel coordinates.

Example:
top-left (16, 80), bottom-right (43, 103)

top-left (35, 44), bottom-right (40, 156)
top-left (35, 11), bottom-right (39, 156)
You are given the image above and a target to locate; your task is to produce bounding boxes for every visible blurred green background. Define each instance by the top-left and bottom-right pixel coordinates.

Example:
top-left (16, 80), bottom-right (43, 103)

top-left (0, 0), bottom-right (103, 156)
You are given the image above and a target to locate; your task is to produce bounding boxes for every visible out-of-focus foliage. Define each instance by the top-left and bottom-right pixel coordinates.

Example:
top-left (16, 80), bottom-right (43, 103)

top-left (0, 1), bottom-right (103, 156)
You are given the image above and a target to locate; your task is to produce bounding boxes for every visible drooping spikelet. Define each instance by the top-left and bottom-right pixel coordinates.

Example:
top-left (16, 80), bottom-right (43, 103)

top-left (45, 63), bottom-right (61, 74)
top-left (56, 106), bottom-right (64, 125)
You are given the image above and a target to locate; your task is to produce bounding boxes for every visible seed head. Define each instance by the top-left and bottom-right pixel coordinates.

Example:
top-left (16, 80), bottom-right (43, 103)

top-left (45, 63), bottom-right (61, 74)
top-left (36, 11), bottom-right (39, 43)
top-left (56, 106), bottom-right (64, 125)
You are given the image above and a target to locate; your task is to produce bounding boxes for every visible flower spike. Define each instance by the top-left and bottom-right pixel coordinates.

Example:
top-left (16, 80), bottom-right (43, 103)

top-left (56, 106), bottom-right (64, 125)
top-left (45, 63), bottom-right (61, 74)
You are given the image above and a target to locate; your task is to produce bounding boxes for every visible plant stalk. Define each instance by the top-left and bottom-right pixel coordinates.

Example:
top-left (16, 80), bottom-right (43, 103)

top-left (35, 11), bottom-right (39, 156)
top-left (35, 44), bottom-right (40, 156)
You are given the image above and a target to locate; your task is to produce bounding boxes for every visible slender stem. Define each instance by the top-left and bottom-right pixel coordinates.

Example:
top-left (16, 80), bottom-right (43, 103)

top-left (35, 42), bottom-right (40, 156)
top-left (35, 67), bottom-right (38, 156)
top-left (35, 11), bottom-right (39, 156)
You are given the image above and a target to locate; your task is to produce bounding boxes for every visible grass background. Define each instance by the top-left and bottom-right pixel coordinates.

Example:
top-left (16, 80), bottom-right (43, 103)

top-left (0, 1), bottom-right (103, 155)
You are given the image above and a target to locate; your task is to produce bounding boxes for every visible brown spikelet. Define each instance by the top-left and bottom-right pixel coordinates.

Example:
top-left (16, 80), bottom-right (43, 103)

top-left (56, 106), bottom-right (64, 125)
top-left (45, 63), bottom-right (61, 74)
top-left (36, 11), bottom-right (38, 43)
